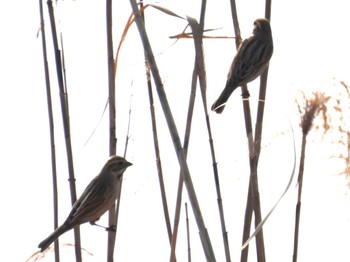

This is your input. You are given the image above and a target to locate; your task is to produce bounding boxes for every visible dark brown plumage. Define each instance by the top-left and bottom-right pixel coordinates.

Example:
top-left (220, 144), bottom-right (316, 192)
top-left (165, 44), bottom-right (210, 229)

top-left (211, 18), bottom-right (274, 113)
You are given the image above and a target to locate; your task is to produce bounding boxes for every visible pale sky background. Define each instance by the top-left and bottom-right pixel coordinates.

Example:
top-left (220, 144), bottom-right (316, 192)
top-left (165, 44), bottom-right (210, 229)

top-left (1, 0), bottom-right (350, 261)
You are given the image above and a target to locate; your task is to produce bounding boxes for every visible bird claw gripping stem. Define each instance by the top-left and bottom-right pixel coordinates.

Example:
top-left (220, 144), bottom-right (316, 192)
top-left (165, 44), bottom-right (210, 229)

top-left (241, 89), bottom-right (250, 99)
top-left (106, 225), bottom-right (117, 232)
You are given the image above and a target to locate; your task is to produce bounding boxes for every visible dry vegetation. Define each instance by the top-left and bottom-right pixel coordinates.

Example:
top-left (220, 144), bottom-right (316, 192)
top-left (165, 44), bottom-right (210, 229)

top-left (29, 0), bottom-right (349, 261)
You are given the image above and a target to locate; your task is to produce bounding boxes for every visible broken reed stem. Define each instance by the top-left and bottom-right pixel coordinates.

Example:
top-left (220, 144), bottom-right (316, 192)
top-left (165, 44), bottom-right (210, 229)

top-left (170, 9), bottom-right (206, 262)
top-left (189, 9), bottom-right (232, 260)
top-left (189, 15), bottom-right (232, 261)
top-left (171, 10), bottom-right (232, 261)
top-left (129, 1), bottom-right (216, 260)
top-left (46, 1), bottom-right (81, 260)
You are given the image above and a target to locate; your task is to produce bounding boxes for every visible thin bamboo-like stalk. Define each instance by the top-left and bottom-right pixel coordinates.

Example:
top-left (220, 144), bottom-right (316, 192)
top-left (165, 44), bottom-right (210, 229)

top-left (170, 3), bottom-right (231, 260)
top-left (185, 203), bottom-right (192, 262)
top-left (227, 2), bottom-right (257, 261)
top-left (228, 0), bottom-right (273, 261)
top-left (139, 1), bottom-right (173, 247)
top-left (129, 1), bottom-right (216, 260)
top-left (189, 14), bottom-right (232, 260)
top-left (242, 55), bottom-right (272, 262)
top-left (38, 1), bottom-right (59, 260)
top-left (170, 59), bottom-right (198, 262)
top-left (225, 5), bottom-right (255, 259)
top-left (146, 61), bottom-right (174, 244)
top-left (249, 6), bottom-right (272, 261)
top-left (169, 7), bottom-right (231, 261)
top-left (105, 0), bottom-right (118, 260)
top-left (46, 1), bottom-right (81, 260)
top-left (293, 92), bottom-right (329, 262)
top-left (170, 176), bottom-right (184, 262)
top-left (250, 61), bottom-right (271, 262)
top-left (292, 134), bottom-right (306, 262)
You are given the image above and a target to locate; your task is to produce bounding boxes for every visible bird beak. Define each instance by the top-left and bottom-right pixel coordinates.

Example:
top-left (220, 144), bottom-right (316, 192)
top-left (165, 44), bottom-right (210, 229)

top-left (126, 161), bottom-right (133, 167)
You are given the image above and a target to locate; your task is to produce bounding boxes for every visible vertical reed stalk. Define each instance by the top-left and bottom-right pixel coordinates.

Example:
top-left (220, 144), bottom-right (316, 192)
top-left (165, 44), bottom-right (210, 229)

top-left (228, 0), bottom-right (273, 261)
top-left (38, 0), bottom-right (59, 260)
top-left (292, 134), bottom-right (306, 262)
top-left (105, 0), bottom-right (118, 260)
top-left (46, 1), bottom-right (81, 260)
top-left (185, 203), bottom-right (192, 262)
top-left (293, 92), bottom-right (329, 262)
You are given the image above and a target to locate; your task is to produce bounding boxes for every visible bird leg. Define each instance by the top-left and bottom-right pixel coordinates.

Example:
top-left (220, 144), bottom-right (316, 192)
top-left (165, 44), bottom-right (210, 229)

top-left (106, 225), bottom-right (116, 232)
top-left (241, 89), bottom-right (250, 99)
top-left (90, 221), bottom-right (117, 232)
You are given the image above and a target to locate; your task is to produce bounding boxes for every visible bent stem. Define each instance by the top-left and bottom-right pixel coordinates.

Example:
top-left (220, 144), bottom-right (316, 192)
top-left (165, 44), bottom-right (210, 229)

top-left (129, 1), bottom-right (216, 260)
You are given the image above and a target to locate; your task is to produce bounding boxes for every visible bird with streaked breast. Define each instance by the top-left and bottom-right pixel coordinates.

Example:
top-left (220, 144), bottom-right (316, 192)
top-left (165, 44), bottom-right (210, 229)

top-left (38, 155), bottom-right (132, 252)
top-left (211, 18), bottom-right (274, 114)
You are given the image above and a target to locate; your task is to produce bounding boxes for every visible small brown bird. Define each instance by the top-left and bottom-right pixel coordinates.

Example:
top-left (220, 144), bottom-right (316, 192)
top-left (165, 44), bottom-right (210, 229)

top-left (211, 18), bottom-right (274, 113)
top-left (38, 155), bottom-right (132, 252)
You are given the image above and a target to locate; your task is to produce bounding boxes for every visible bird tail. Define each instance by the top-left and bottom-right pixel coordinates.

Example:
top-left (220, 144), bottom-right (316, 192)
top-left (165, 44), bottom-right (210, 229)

top-left (211, 84), bottom-right (237, 114)
top-left (38, 224), bottom-right (69, 252)
top-left (211, 97), bottom-right (227, 114)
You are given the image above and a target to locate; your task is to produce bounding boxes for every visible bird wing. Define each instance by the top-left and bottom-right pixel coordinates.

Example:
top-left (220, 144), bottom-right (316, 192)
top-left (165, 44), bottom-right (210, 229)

top-left (65, 176), bottom-right (112, 226)
top-left (229, 37), bottom-right (273, 86)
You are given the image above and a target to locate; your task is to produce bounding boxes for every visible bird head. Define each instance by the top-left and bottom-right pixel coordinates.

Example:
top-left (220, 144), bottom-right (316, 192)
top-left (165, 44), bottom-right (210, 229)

top-left (103, 155), bottom-right (132, 176)
top-left (252, 18), bottom-right (272, 39)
